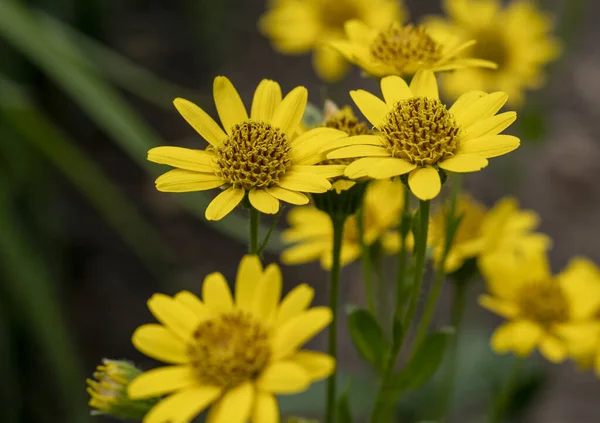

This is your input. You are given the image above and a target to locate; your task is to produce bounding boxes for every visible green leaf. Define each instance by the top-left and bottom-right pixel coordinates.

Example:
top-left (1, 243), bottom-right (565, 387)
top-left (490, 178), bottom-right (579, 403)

top-left (337, 384), bottom-right (353, 423)
top-left (389, 328), bottom-right (454, 392)
top-left (347, 309), bottom-right (388, 372)
top-left (392, 312), bottom-right (404, 345)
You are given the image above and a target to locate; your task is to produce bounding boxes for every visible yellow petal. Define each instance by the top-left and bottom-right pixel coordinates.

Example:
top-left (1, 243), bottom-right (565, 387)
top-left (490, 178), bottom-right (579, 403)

top-left (148, 147), bottom-right (217, 172)
top-left (408, 166), bottom-right (441, 200)
top-left (251, 79), bottom-right (282, 122)
top-left (249, 189), bottom-right (280, 214)
top-left (539, 335), bottom-right (568, 363)
top-left (253, 263), bottom-right (283, 321)
top-left (344, 19), bottom-right (375, 44)
top-left (458, 135), bottom-right (520, 158)
top-left (156, 169), bottom-right (224, 192)
top-left (266, 186), bottom-right (309, 205)
top-left (174, 291), bottom-right (214, 321)
top-left (142, 386), bottom-right (221, 423)
top-left (557, 257), bottom-right (600, 320)
top-left (289, 165), bottom-right (346, 178)
top-left (235, 254), bottom-right (263, 311)
top-left (381, 75), bottom-right (413, 106)
top-left (128, 366), bottom-right (197, 399)
top-left (148, 294), bottom-right (199, 340)
top-left (277, 172), bottom-right (331, 193)
top-left (252, 392), bottom-right (279, 423)
top-left (349, 89), bottom-right (389, 128)
top-left (448, 90), bottom-right (486, 116)
top-left (291, 350), bottom-right (335, 381)
top-left (173, 98), bottom-right (227, 146)
top-left (327, 145), bottom-right (390, 159)
top-left (463, 112), bottom-right (517, 140)
top-left (202, 272), bottom-right (234, 312)
top-left (478, 295), bottom-right (518, 319)
top-left (453, 92), bottom-right (508, 129)
top-left (256, 361), bottom-right (311, 394)
top-left (205, 187), bottom-right (245, 221)
top-left (345, 157), bottom-right (386, 179)
top-left (312, 46), bottom-right (348, 83)
top-left (290, 127), bottom-right (348, 165)
top-left (132, 324), bottom-right (188, 364)
top-left (322, 134), bottom-right (383, 151)
top-left (272, 86), bottom-right (308, 138)
top-left (491, 320), bottom-right (544, 357)
top-left (213, 76), bottom-right (248, 134)
top-left (367, 157), bottom-right (416, 179)
top-left (438, 155), bottom-right (489, 172)
top-left (206, 382), bottom-right (254, 423)
top-left (275, 283), bottom-right (315, 327)
top-left (409, 70), bottom-right (438, 99)
top-left (281, 241), bottom-right (329, 265)
top-left (272, 307), bottom-right (332, 359)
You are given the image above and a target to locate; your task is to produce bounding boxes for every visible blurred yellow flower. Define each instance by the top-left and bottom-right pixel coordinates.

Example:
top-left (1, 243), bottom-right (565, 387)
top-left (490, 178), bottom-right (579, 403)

top-left (327, 70), bottom-right (520, 200)
top-left (281, 179), bottom-right (406, 268)
top-left (128, 255), bottom-right (334, 423)
top-left (479, 250), bottom-right (600, 363)
top-left (328, 20), bottom-right (496, 78)
top-left (429, 196), bottom-right (551, 273)
top-left (259, 0), bottom-right (406, 82)
top-left (424, 0), bottom-right (562, 105)
top-left (147, 77), bottom-right (349, 220)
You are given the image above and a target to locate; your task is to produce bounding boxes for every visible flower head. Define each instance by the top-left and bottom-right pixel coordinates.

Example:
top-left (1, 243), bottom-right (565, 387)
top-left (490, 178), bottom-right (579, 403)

top-left (87, 359), bottom-right (156, 420)
top-left (424, 0), bottom-right (562, 104)
top-left (429, 196), bottom-right (550, 273)
top-left (148, 77), bottom-right (349, 220)
top-left (479, 249), bottom-right (600, 363)
top-left (128, 255), bottom-right (334, 423)
top-left (259, 0), bottom-right (406, 81)
top-left (328, 20), bottom-right (496, 78)
top-left (327, 70), bottom-right (520, 200)
top-left (282, 179), bottom-right (407, 268)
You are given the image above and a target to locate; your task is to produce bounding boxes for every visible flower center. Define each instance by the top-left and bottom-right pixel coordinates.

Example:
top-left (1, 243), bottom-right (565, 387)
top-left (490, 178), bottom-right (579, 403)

top-left (380, 98), bottom-right (460, 166)
top-left (188, 311), bottom-right (271, 388)
top-left (322, 106), bottom-right (373, 167)
top-left (517, 282), bottom-right (569, 326)
top-left (370, 24), bottom-right (443, 73)
top-left (472, 29), bottom-right (510, 69)
top-left (216, 121), bottom-right (292, 189)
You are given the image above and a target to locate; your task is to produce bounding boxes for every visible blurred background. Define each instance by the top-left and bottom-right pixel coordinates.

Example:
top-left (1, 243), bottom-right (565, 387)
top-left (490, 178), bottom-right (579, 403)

top-left (1, 0), bottom-right (599, 422)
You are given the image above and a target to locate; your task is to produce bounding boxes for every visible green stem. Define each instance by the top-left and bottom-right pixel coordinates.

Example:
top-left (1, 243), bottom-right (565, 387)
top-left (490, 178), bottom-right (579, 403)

top-left (358, 206), bottom-right (376, 314)
top-left (249, 206), bottom-right (259, 254)
top-left (489, 358), bottom-right (523, 423)
top-left (256, 208), bottom-right (283, 256)
top-left (371, 199), bottom-right (430, 423)
top-left (438, 280), bottom-right (469, 421)
top-left (325, 214), bottom-right (346, 423)
top-left (395, 186), bottom-right (411, 320)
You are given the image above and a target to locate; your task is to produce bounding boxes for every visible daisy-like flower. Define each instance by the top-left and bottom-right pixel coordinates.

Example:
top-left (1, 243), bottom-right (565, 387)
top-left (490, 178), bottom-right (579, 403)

top-left (479, 248), bottom-right (600, 363)
top-left (127, 255), bottom-right (334, 423)
top-left (424, 0), bottom-right (562, 105)
top-left (281, 179), bottom-right (407, 268)
top-left (148, 77), bottom-right (348, 221)
top-left (429, 196), bottom-right (551, 273)
top-left (327, 70), bottom-right (520, 200)
top-left (259, 0), bottom-right (406, 82)
top-left (328, 20), bottom-right (496, 78)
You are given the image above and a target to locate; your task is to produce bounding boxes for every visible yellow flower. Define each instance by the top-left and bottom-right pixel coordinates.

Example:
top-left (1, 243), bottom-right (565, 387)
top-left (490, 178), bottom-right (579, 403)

top-left (128, 255), bottom-right (334, 423)
top-left (148, 77), bottom-right (349, 221)
top-left (327, 70), bottom-right (520, 200)
top-left (429, 196), bottom-right (550, 273)
top-left (281, 179), bottom-right (406, 268)
top-left (424, 0), bottom-right (562, 105)
top-left (328, 20), bottom-right (496, 78)
top-left (259, 0), bottom-right (406, 82)
top-left (479, 249), bottom-right (600, 363)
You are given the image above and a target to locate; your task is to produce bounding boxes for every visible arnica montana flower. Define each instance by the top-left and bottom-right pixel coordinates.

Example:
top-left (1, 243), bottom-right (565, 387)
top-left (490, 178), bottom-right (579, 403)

top-left (424, 0), bottom-right (562, 104)
top-left (148, 77), bottom-right (349, 220)
top-left (328, 20), bottom-right (496, 78)
top-left (128, 255), bottom-right (334, 423)
top-left (429, 196), bottom-right (551, 273)
top-left (479, 248), bottom-right (600, 363)
top-left (259, 0), bottom-right (406, 82)
top-left (327, 70), bottom-right (520, 200)
top-left (281, 179), bottom-right (406, 268)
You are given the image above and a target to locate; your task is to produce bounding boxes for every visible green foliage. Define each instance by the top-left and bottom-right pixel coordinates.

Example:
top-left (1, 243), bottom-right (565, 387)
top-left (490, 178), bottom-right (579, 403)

top-left (336, 384), bottom-right (353, 423)
top-left (347, 309), bottom-right (389, 373)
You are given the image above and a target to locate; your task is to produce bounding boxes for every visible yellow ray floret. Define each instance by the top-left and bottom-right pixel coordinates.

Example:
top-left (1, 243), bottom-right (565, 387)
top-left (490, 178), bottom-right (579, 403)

top-left (148, 77), bottom-right (349, 220)
top-left (327, 70), bottom-right (520, 200)
top-left (128, 255), bottom-right (334, 423)
top-left (328, 19), bottom-right (496, 78)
